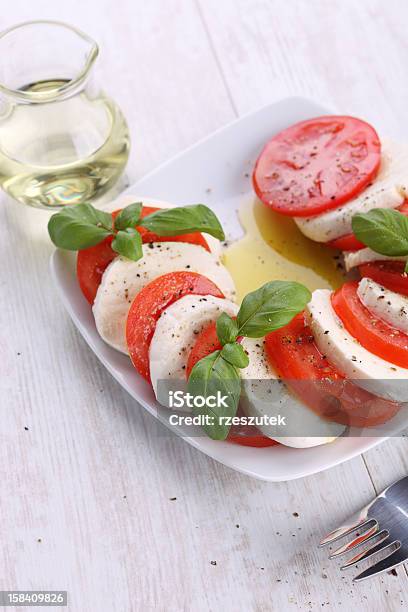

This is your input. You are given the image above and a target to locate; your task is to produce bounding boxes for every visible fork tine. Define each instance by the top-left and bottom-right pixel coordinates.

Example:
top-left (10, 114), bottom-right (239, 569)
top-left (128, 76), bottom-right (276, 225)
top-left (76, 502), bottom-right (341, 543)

top-left (340, 530), bottom-right (389, 569)
top-left (329, 523), bottom-right (379, 558)
top-left (319, 517), bottom-right (371, 547)
top-left (353, 544), bottom-right (405, 582)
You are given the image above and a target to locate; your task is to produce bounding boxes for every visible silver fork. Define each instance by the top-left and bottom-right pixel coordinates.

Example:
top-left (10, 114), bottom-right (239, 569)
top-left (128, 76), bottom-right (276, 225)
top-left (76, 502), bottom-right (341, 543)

top-left (319, 476), bottom-right (408, 582)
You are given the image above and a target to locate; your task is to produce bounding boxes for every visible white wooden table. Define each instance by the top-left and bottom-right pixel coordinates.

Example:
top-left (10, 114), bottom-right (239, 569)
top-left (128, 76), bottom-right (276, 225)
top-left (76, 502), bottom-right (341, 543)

top-left (2, 1), bottom-right (408, 610)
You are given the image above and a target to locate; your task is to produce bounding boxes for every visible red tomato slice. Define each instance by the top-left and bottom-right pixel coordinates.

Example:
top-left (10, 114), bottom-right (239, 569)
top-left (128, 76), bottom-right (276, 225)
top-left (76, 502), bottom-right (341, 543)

top-left (187, 321), bottom-right (278, 447)
top-left (327, 233), bottom-right (365, 251)
top-left (253, 116), bottom-right (381, 217)
top-left (228, 427), bottom-right (279, 448)
top-left (186, 320), bottom-right (221, 378)
top-left (76, 235), bottom-right (115, 304)
top-left (359, 261), bottom-right (408, 296)
top-left (265, 313), bottom-right (399, 427)
top-left (398, 199), bottom-right (408, 214)
top-left (76, 206), bottom-right (210, 304)
top-left (332, 281), bottom-right (408, 368)
top-left (126, 272), bottom-right (224, 382)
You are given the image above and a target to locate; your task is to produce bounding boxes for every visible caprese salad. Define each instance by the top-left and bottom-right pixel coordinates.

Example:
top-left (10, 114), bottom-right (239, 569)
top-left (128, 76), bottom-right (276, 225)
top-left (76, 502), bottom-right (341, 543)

top-left (48, 113), bottom-right (408, 451)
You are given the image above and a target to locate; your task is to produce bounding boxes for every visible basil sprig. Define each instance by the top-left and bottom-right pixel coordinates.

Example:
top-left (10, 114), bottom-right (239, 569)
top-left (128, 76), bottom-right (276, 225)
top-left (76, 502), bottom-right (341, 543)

top-left (188, 281), bottom-right (311, 440)
top-left (111, 228), bottom-right (143, 261)
top-left (236, 280), bottom-right (312, 337)
top-left (216, 312), bottom-right (238, 345)
top-left (352, 208), bottom-right (408, 273)
top-left (220, 342), bottom-right (249, 368)
top-left (48, 201), bottom-right (225, 261)
top-left (139, 204), bottom-right (225, 241)
top-left (47, 203), bottom-right (113, 250)
top-left (188, 351), bottom-right (241, 441)
top-left (113, 202), bottom-right (143, 231)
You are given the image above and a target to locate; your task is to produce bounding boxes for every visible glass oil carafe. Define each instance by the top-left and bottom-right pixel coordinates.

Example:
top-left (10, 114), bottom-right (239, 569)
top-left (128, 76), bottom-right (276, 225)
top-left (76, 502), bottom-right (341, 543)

top-left (0, 20), bottom-right (130, 209)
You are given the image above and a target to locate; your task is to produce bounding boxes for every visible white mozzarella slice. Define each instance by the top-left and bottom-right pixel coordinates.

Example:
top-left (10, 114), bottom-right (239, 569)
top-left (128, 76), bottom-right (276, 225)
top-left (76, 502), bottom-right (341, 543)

top-left (239, 338), bottom-right (345, 448)
top-left (149, 295), bottom-right (238, 404)
top-left (93, 242), bottom-right (236, 354)
top-left (294, 140), bottom-right (408, 242)
top-left (101, 194), bottom-right (222, 258)
top-left (357, 277), bottom-right (408, 334)
top-left (306, 289), bottom-right (408, 402)
top-left (344, 247), bottom-right (407, 271)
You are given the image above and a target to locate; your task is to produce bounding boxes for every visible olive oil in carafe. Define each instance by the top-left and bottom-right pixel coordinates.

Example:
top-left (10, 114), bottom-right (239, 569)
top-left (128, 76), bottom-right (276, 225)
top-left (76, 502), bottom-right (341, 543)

top-left (0, 80), bottom-right (130, 209)
top-left (223, 198), bottom-right (345, 301)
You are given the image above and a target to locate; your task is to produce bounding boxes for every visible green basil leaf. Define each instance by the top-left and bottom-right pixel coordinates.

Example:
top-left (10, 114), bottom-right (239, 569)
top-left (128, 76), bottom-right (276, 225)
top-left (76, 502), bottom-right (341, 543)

top-left (111, 228), bottom-right (143, 261)
top-left (114, 202), bottom-right (143, 231)
top-left (352, 208), bottom-right (408, 256)
top-left (188, 350), bottom-right (241, 440)
top-left (220, 342), bottom-right (249, 369)
top-left (139, 204), bottom-right (225, 240)
top-left (237, 280), bottom-right (311, 338)
top-left (48, 203), bottom-right (113, 250)
top-left (216, 312), bottom-right (238, 345)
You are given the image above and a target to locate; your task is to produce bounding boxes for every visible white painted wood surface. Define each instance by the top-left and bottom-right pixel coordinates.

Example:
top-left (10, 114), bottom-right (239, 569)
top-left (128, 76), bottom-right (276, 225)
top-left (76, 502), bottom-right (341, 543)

top-left (1, 1), bottom-right (408, 610)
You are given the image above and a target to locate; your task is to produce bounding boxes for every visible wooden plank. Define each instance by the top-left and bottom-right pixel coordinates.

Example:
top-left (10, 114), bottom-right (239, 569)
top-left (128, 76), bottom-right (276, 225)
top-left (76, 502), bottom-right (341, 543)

top-left (197, 0), bottom-right (408, 136)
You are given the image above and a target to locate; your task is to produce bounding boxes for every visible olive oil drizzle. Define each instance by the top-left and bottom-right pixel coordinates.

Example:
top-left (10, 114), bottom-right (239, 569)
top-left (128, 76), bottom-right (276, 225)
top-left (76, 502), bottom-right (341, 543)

top-left (223, 198), bottom-right (345, 301)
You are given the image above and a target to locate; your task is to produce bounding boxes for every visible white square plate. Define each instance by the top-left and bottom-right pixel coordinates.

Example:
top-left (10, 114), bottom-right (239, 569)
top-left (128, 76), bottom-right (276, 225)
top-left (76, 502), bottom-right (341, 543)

top-left (50, 97), bottom-right (387, 481)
